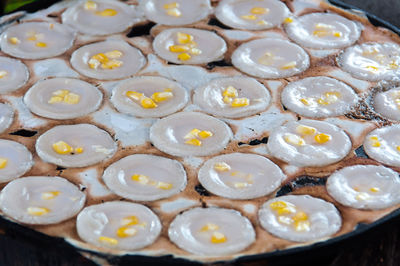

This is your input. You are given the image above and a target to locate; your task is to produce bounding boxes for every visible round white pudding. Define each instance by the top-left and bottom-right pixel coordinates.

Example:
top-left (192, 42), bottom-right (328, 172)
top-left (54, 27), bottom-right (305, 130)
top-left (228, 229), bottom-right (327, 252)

top-left (149, 112), bottom-right (233, 157)
top-left (0, 140), bottom-right (33, 183)
top-left (111, 76), bottom-right (188, 118)
top-left (193, 76), bottom-right (270, 118)
top-left (327, 165), bottom-right (400, 210)
top-left (70, 40), bottom-right (146, 80)
top-left (0, 103), bottom-right (13, 134)
top-left (62, 0), bottom-right (143, 35)
top-left (36, 124), bottom-right (117, 168)
top-left (153, 28), bottom-right (227, 64)
top-left (0, 22), bottom-right (75, 59)
top-left (140, 0), bottom-right (212, 26)
top-left (281, 76), bottom-right (358, 118)
top-left (215, 0), bottom-right (290, 30)
top-left (76, 201), bottom-right (161, 250)
top-left (258, 195), bottom-right (341, 242)
top-left (102, 154), bottom-right (187, 201)
top-left (24, 78), bottom-right (103, 120)
top-left (168, 207), bottom-right (255, 255)
top-left (198, 153), bottom-right (286, 199)
top-left (267, 120), bottom-right (352, 167)
top-left (338, 42), bottom-right (400, 81)
top-left (232, 38), bottom-right (310, 78)
top-left (285, 13), bottom-right (361, 49)
top-left (0, 57), bottom-right (29, 94)
top-left (363, 125), bottom-right (400, 167)
top-left (373, 87), bottom-right (400, 121)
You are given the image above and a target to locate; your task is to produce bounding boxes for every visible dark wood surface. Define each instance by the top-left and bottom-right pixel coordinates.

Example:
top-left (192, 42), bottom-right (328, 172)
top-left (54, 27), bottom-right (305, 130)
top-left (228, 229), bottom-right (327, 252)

top-left (0, 0), bottom-right (400, 265)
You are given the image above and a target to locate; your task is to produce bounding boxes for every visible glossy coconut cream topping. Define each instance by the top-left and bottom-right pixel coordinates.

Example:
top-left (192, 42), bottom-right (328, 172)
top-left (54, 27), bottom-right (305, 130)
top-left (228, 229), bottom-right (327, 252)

top-left (198, 153), bottom-right (286, 199)
top-left (327, 165), bottom-right (400, 210)
top-left (193, 76), bottom-right (270, 118)
top-left (62, 0), bottom-right (143, 35)
top-left (35, 124), bottom-right (117, 168)
top-left (140, 0), bottom-right (212, 26)
top-left (76, 201), bottom-right (161, 250)
top-left (152, 28), bottom-right (227, 64)
top-left (0, 57), bottom-right (29, 94)
top-left (338, 42), bottom-right (400, 81)
top-left (24, 78), bottom-right (103, 120)
top-left (102, 154), bottom-right (187, 201)
top-left (0, 176), bottom-right (86, 224)
top-left (232, 38), bottom-right (310, 78)
top-left (111, 76), bottom-right (188, 118)
top-left (281, 76), bottom-right (359, 118)
top-left (364, 125), bottom-right (400, 167)
top-left (0, 22), bottom-right (76, 59)
top-left (0, 103), bottom-right (13, 134)
top-left (150, 112), bottom-right (233, 157)
top-left (70, 40), bottom-right (146, 80)
top-left (373, 87), bottom-right (400, 121)
top-left (258, 195), bottom-right (341, 242)
top-left (215, 0), bottom-right (290, 30)
top-left (285, 13), bottom-right (361, 49)
top-left (168, 207), bottom-right (255, 255)
top-left (0, 139), bottom-right (33, 183)
top-left (267, 120), bottom-right (352, 166)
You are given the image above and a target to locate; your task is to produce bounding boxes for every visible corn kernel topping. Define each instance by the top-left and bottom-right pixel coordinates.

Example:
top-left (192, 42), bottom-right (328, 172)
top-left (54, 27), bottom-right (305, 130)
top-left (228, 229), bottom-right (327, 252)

top-left (36, 42), bottom-right (47, 48)
top-left (185, 138), bottom-right (202, 146)
top-left (41, 191), bottom-right (60, 200)
top-left (89, 51), bottom-right (123, 70)
top-left (49, 90), bottom-right (80, 105)
top-left (151, 91), bottom-right (173, 103)
top-left (84, 1), bottom-right (97, 10)
top-left (163, 2), bottom-right (179, 9)
top-left (211, 232), bottom-right (227, 244)
top-left (117, 226), bottom-right (137, 238)
top-left (284, 17), bottom-right (293, 23)
top-left (281, 61), bottom-right (297, 70)
top-left (370, 136), bottom-right (381, 147)
top-left (177, 32), bottom-right (193, 44)
top-left (200, 223), bottom-right (219, 232)
top-left (96, 8), bottom-right (118, 17)
top-left (131, 174), bottom-right (150, 184)
top-left (370, 187), bottom-right (380, 193)
top-left (241, 15), bottom-right (257, 20)
top-left (52, 141), bottom-right (74, 155)
top-left (296, 125), bottom-right (316, 136)
top-left (214, 162), bottom-right (231, 172)
top-left (156, 181), bottom-right (173, 190)
top-left (27, 207), bottom-right (50, 216)
top-left (99, 236), bottom-right (118, 245)
top-left (121, 215), bottom-right (139, 226)
top-left (0, 158), bottom-right (7, 169)
top-left (231, 97), bottom-right (250, 107)
top-left (314, 133), bottom-right (331, 144)
top-left (9, 37), bottom-right (20, 45)
top-left (284, 133), bottom-right (305, 146)
top-left (223, 86), bottom-right (238, 98)
top-left (140, 97), bottom-right (158, 109)
top-left (250, 7), bottom-right (269, 14)
top-left (177, 52), bottom-right (191, 61)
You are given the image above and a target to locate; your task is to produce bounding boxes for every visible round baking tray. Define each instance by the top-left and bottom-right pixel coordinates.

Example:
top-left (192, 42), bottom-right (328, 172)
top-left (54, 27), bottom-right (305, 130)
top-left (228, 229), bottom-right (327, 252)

top-left (1, 1), bottom-right (400, 265)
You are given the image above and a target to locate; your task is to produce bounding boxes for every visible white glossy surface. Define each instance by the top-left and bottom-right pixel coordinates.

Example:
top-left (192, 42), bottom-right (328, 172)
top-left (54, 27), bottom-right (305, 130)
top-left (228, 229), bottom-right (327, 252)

top-left (0, 57), bottom-right (29, 94)
top-left (0, 103), bottom-right (13, 133)
top-left (0, 139), bottom-right (33, 183)
top-left (374, 87), bottom-right (400, 121)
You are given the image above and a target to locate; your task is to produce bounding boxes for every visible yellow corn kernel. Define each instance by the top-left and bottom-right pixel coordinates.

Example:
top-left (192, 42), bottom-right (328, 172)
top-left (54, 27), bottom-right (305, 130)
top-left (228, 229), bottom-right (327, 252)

top-left (250, 7), bottom-right (269, 14)
top-left (41, 191), bottom-right (60, 200)
top-left (178, 52), bottom-right (191, 61)
top-left (214, 162), bottom-right (231, 172)
top-left (84, 0), bottom-right (97, 10)
top-left (198, 130), bottom-right (213, 139)
top-left (284, 133), bottom-right (305, 146)
top-left (296, 125), bottom-right (316, 136)
top-left (241, 15), bottom-right (257, 20)
top-left (281, 61), bottom-right (297, 70)
top-left (200, 223), bottom-right (219, 232)
top-left (231, 97), bottom-right (249, 107)
top-left (164, 2), bottom-right (178, 9)
top-left (366, 65), bottom-right (379, 72)
top-left (36, 42), bottom-right (47, 48)
top-left (355, 192), bottom-right (370, 201)
top-left (92, 53), bottom-right (108, 63)
top-left (314, 133), bottom-right (331, 144)
top-left (131, 174), bottom-right (150, 185)
top-left (177, 32), bottom-right (194, 44)
top-left (333, 31), bottom-right (342, 38)
top-left (270, 201), bottom-right (288, 210)
top-left (211, 232), bottom-right (226, 244)
top-left (0, 158), bottom-right (7, 169)
top-left (116, 227), bottom-right (137, 238)
top-left (52, 141), bottom-right (73, 155)
top-left (388, 62), bottom-right (399, 70)
top-left (75, 147), bottom-right (84, 154)
top-left (292, 211), bottom-right (308, 222)
top-left (370, 136), bottom-right (380, 147)
top-left (88, 58), bottom-right (100, 69)
top-left (189, 47), bottom-right (202, 55)
top-left (166, 8), bottom-right (181, 17)
top-left (276, 207), bottom-right (294, 215)
top-left (96, 8), bottom-right (118, 16)
top-left (223, 86), bottom-right (238, 98)
top-left (294, 220), bottom-right (310, 232)
top-left (283, 17), bottom-right (293, 23)
top-left (121, 215), bottom-right (139, 226)
top-left (105, 50), bottom-right (123, 59)
top-left (185, 138), bottom-right (202, 146)
top-left (300, 98), bottom-right (310, 106)
top-left (54, 89), bottom-right (70, 97)
top-left (315, 23), bottom-right (334, 29)
top-left (151, 91), bottom-right (173, 102)
top-left (9, 37), bottom-right (20, 45)
top-left (257, 20), bottom-right (268, 25)
top-left (27, 35), bottom-right (37, 41)
top-left (101, 59), bottom-right (123, 69)
top-left (156, 181), bottom-right (173, 190)
top-left (27, 207), bottom-right (49, 216)
top-left (223, 95), bottom-right (233, 104)
top-left (397, 145), bottom-right (400, 152)
top-left (99, 236), bottom-right (118, 245)
top-left (312, 30), bottom-right (329, 37)
top-left (370, 136), bottom-right (378, 141)
top-left (184, 128), bottom-right (201, 139)
top-left (63, 92), bottom-right (80, 104)
top-left (317, 98), bottom-right (329, 105)
top-left (169, 45), bottom-right (189, 53)
top-left (126, 91), bottom-right (143, 101)
top-left (278, 215), bottom-right (292, 225)
top-left (234, 182), bottom-right (249, 188)
top-left (353, 187), bottom-right (360, 192)
top-left (49, 23), bottom-right (54, 29)
top-left (48, 96), bottom-right (64, 104)
top-left (370, 187), bottom-right (380, 193)
top-left (140, 97), bottom-right (158, 108)
top-left (0, 70), bottom-right (7, 79)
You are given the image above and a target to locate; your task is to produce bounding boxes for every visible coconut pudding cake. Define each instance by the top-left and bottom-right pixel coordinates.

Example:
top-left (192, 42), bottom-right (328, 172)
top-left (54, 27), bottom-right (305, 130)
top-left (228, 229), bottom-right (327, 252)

top-left (0, 0), bottom-right (400, 263)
